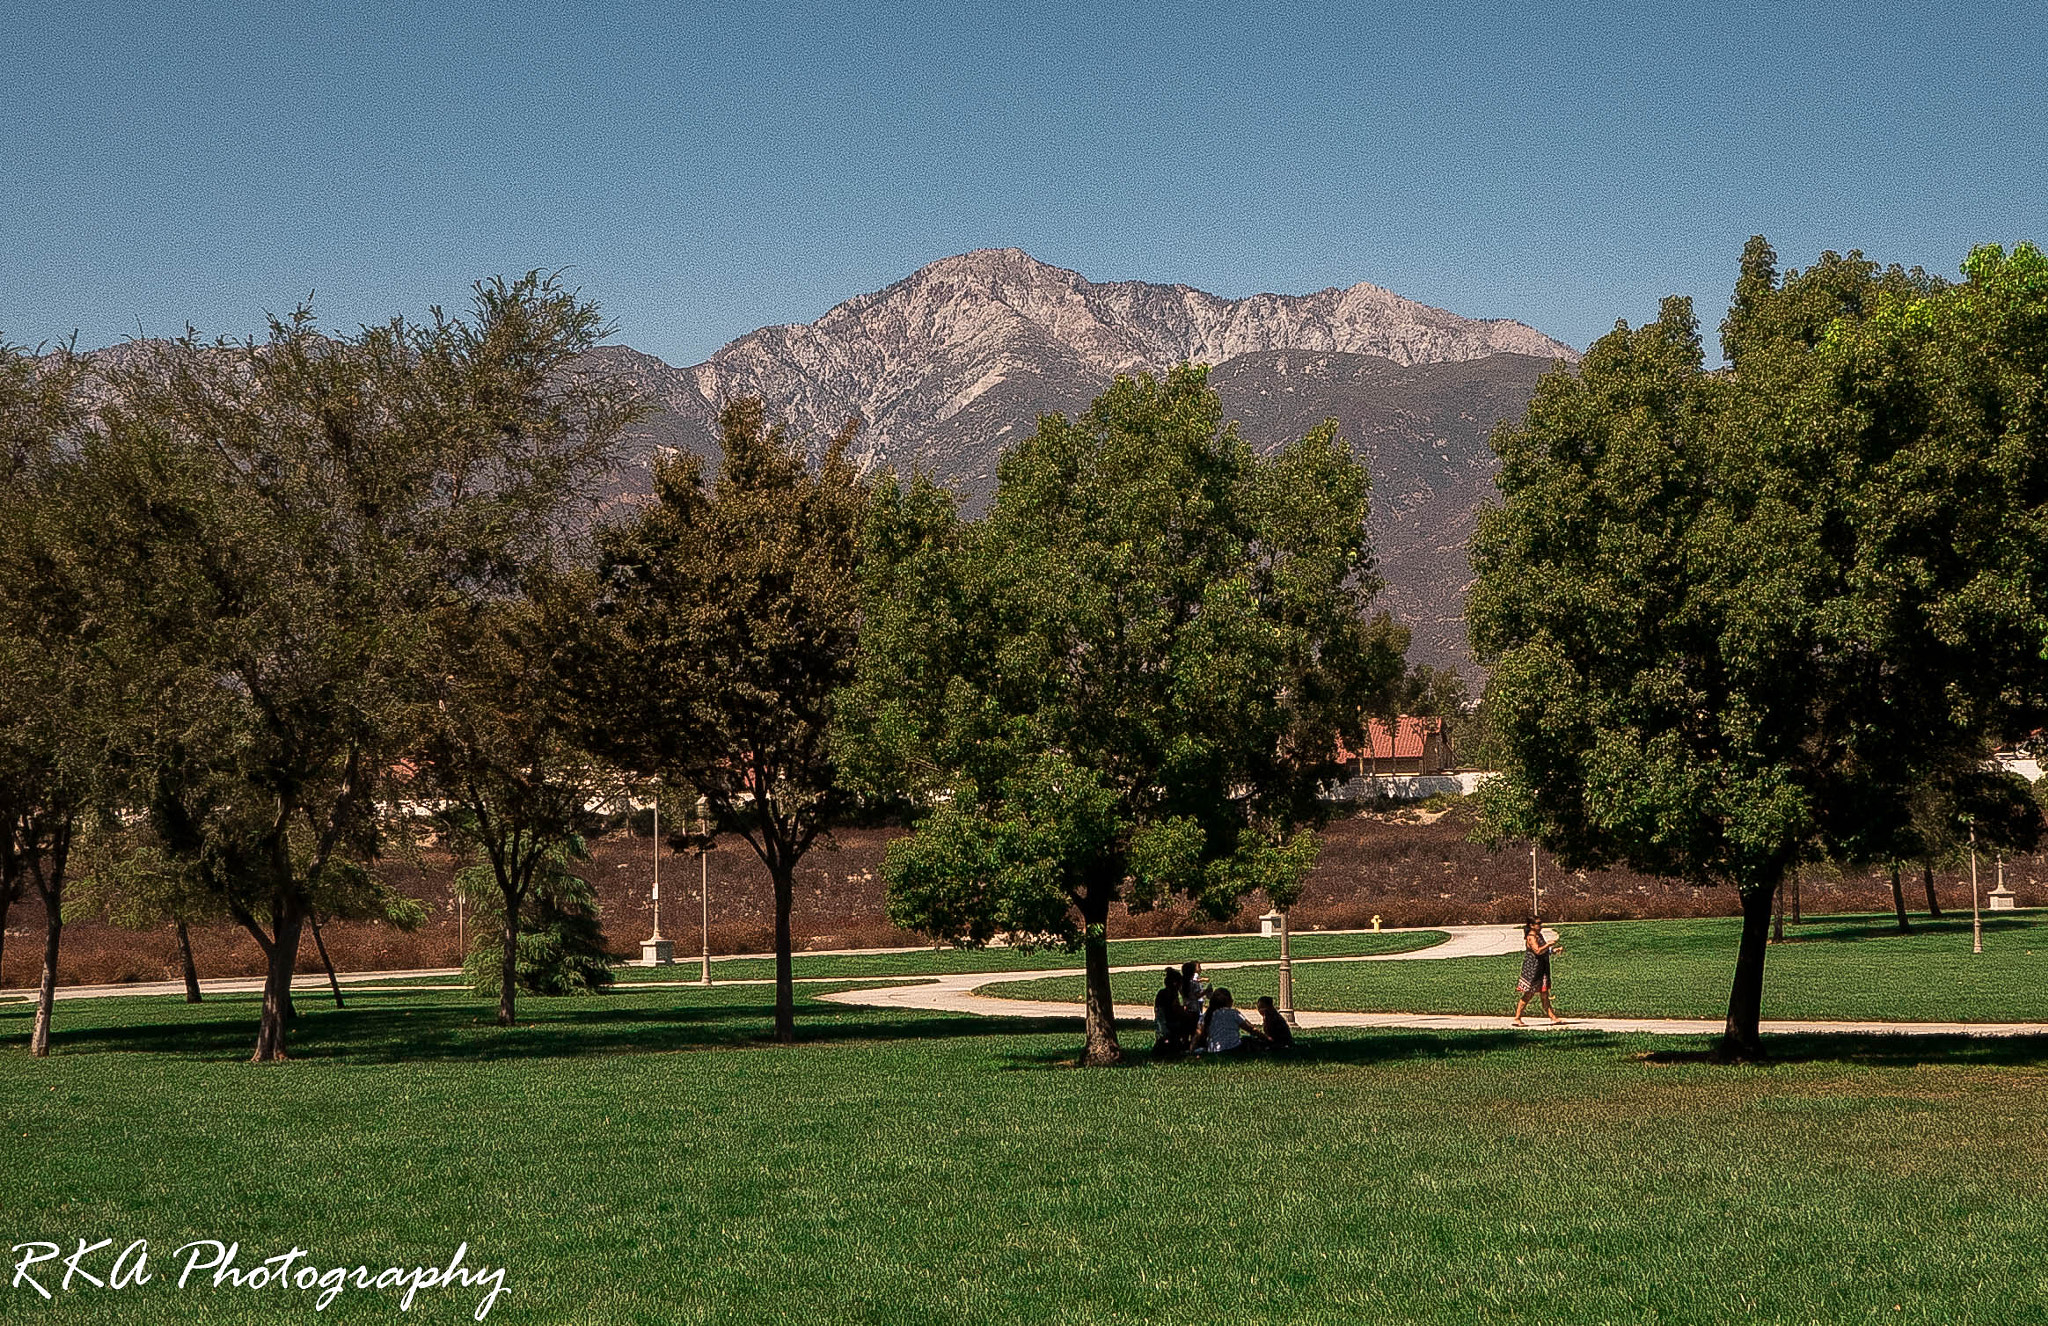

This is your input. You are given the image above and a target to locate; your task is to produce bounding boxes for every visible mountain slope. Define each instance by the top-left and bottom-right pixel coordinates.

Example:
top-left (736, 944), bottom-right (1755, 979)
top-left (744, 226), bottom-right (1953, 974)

top-left (588, 251), bottom-right (1572, 674)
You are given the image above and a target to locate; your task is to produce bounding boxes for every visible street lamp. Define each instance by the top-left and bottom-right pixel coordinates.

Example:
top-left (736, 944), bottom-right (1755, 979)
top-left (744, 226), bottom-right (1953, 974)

top-left (697, 796), bottom-right (713, 987)
top-left (640, 790), bottom-right (674, 967)
top-left (1971, 824), bottom-right (1983, 956)
top-left (1277, 907), bottom-right (1296, 1026)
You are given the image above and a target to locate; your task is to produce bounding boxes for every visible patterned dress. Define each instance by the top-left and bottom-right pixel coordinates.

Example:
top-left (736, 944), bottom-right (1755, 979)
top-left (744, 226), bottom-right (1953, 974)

top-left (1517, 938), bottom-right (1551, 994)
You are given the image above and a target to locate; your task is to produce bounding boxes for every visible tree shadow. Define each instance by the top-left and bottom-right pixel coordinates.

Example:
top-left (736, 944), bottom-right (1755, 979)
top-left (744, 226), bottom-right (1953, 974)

top-left (989, 1027), bottom-right (1551, 1073)
top-left (1776, 915), bottom-right (2042, 945)
top-left (1639, 1031), bottom-right (2048, 1069)
top-left (16, 990), bottom-right (1092, 1064)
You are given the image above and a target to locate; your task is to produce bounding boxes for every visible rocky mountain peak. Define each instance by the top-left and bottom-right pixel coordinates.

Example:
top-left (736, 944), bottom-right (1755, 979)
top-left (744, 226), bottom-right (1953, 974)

top-left (586, 254), bottom-right (1580, 675)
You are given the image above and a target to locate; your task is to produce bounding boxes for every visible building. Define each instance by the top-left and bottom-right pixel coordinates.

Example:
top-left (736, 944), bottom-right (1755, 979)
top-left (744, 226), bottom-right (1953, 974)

top-left (1335, 716), bottom-right (1454, 777)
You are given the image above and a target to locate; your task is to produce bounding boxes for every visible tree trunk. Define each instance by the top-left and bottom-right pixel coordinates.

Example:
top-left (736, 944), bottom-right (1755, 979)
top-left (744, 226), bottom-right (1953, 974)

top-left (251, 901), bottom-right (306, 1063)
top-left (771, 861), bottom-right (795, 1044)
top-left (498, 888), bottom-right (520, 1027)
top-left (177, 922), bottom-right (202, 1003)
top-left (1922, 860), bottom-right (1943, 918)
top-left (1080, 919), bottom-right (1122, 1067)
top-left (1721, 881), bottom-right (1777, 1060)
top-left (308, 911), bottom-right (344, 1008)
top-left (30, 906), bottom-right (60, 1057)
top-left (1889, 863), bottom-right (1911, 934)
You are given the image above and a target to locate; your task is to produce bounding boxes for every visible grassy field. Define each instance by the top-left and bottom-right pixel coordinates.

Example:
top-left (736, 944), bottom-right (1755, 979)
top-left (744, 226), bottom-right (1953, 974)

top-left (7, 971), bottom-right (2048, 1324)
top-left (982, 913), bottom-right (2048, 1024)
top-left (358, 929), bottom-right (1444, 987)
top-left (613, 928), bottom-right (1441, 981)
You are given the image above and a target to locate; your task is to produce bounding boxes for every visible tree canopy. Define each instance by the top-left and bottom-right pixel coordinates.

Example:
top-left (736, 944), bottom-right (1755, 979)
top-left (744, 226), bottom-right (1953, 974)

top-left (1473, 238), bottom-right (2048, 1055)
top-left (66, 273), bottom-right (629, 1060)
top-left (571, 397), bottom-right (871, 1043)
top-left (840, 365), bottom-right (1401, 1064)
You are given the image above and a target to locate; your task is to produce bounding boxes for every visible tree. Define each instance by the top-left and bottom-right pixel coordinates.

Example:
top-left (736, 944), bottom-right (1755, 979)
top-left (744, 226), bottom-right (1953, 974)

top-left (0, 340), bottom-right (114, 1055)
top-left (458, 836), bottom-right (613, 998)
top-left (840, 366), bottom-right (1398, 1064)
top-left (414, 562), bottom-right (622, 1027)
top-left (69, 831), bottom-right (226, 1003)
top-left (570, 398), bottom-right (870, 1044)
top-left (1474, 238), bottom-right (2048, 1057)
top-left (79, 274), bottom-right (629, 1061)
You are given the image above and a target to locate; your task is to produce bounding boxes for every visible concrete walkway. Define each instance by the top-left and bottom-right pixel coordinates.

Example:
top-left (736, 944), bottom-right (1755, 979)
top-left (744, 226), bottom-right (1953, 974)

top-left (0, 925), bottom-right (1465, 1003)
top-left (817, 924), bottom-right (2048, 1039)
top-left (18, 923), bottom-right (2048, 1039)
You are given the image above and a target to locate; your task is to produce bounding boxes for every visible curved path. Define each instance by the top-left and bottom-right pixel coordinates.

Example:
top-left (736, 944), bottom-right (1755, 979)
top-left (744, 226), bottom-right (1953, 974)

top-left (818, 924), bottom-right (2048, 1039)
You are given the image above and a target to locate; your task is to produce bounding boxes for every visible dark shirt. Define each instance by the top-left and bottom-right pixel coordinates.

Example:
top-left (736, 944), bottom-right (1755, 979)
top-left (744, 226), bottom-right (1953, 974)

top-left (1260, 1009), bottom-right (1295, 1047)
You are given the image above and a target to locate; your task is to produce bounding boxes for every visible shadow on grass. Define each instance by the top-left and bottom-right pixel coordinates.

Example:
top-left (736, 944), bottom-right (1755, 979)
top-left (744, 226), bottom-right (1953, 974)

top-left (983, 1027), bottom-right (1574, 1073)
top-left (13, 991), bottom-right (1099, 1065)
top-left (1639, 1031), bottom-right (2048, 1069)
top-left (1771, 915), bottom-right (2042, 945)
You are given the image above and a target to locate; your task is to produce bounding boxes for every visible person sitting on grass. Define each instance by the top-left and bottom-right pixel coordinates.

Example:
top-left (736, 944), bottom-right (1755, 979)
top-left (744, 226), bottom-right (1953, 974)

top-left (1181, 959), bottom-right (1208, 1032)
top-left (1153, 967), bottom-right (1189, 1055)
top-left (1193, 987), bottom-right (1267, 1055)
top-left (1254, 994), bottom-right (1294, 1049)
top-left (1512, 916), bottom-right (1564, 1026)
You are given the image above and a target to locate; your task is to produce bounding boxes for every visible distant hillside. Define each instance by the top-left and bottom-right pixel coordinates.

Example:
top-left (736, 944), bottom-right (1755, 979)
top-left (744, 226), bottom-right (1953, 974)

top-left (584, 250), bottom-right (1573, 674)
top-left (69, 251), bottom-right (1575, 674)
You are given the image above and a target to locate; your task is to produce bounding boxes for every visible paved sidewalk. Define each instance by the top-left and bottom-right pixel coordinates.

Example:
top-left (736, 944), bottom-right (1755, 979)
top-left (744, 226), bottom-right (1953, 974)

top-left (21, 922), bottom-right (2048, 1039)
top-left (817, 924), bottom-right (2048, 1039)
top-left (0, 923), bottom-right (1459, 1003)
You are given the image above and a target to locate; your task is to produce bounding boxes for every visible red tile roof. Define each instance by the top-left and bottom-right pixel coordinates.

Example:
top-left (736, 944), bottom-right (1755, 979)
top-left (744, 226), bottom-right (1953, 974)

top-left (1335, 717), bottom-right (1442, 764)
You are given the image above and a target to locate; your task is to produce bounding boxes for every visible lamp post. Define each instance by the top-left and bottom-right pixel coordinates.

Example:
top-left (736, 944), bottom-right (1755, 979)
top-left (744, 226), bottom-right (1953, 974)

top-left (1277, 908), bottom-right (1296, 1026)
top-left (1530, 843), bottom-right (1540, 917)
top-left (698, 797), bottom-right (712, 987)
top-left (1971, 824), bottom-right (1983, 956)
top-left (640, 790), bottom-right (674, 966)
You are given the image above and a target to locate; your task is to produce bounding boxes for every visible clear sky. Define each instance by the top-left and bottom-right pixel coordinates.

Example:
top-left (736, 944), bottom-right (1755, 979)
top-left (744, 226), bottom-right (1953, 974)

top-left (4, 1), bottom-right (2043, 365)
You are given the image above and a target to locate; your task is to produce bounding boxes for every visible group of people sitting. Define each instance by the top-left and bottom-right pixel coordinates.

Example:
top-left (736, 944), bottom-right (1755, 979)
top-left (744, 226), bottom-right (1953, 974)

top-left (1152, 960), bottom-right (1295, 1056)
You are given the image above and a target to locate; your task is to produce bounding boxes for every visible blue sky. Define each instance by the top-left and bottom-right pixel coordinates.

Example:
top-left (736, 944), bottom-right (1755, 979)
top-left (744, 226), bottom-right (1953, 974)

top-left (4, 1), bottom-right (2042, 365)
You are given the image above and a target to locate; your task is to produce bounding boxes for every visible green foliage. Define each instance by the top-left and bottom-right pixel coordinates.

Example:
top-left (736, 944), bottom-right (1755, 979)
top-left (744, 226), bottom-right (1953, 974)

top-left (842, 365), bottom-right (1399, 1056)
top-left (458, 838), bottom-right (613, 998)
top-left (570, 396), bottom-right (871, 1040)
top-left (59, 273), bottom-right (631, 1058)
top-left (1472, 236), bottom-right (2048, 1048)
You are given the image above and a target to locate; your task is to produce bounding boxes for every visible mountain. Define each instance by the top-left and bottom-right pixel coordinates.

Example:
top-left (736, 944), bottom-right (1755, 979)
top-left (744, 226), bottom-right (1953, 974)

top-left (63, 252), bottom-right (1571, 675)
top-left (591, 250), bottom-right (1574, 676)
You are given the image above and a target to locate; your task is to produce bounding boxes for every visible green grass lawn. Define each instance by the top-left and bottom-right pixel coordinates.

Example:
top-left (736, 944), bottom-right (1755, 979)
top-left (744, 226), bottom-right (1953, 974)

top-left (350, 930), bottom-right (1442, 989)
top-left (606, 928), bottom-right (1444, 983)
top-left (7, 977), bottom-right (2048, 1324)
top-left (983, 913), bottom-right (2048, 1024)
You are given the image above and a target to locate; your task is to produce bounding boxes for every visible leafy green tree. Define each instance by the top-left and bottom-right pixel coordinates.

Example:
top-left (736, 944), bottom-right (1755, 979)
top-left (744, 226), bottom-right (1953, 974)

top-left (79, 274), bottom-right (629, 1061)
top-left (458, 837), bottom-right (613, 998)
top-left (1474, 239), bottom-right (2048, 1056)
top-left (0, 340), bottom-right (118, 1056)
top-left (570, 398), bottom-right (870, 1043)
top-left (414, 555), bottom-right (620, 1027)
top-left (68, 831), bottom-right (225, 1002)
top-left (841, 366), bottom-right (1399, 1064)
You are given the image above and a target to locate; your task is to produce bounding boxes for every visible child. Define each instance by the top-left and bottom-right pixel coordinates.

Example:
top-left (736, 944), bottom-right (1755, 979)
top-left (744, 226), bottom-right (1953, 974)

top-left (1194, 987), bottom-right (1265, 1054)
top-left (1152, 967), bottom-right (1188, 1055)
top-left (1181, 960), bottom-right (1208, 1031)
top-left (1254, 995), bottom-right (1294, 1048)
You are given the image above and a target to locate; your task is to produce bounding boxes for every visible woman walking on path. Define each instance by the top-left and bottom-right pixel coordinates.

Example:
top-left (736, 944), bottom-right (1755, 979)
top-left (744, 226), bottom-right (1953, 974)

top-left (1513, 918), bottom-right (1563, 1026)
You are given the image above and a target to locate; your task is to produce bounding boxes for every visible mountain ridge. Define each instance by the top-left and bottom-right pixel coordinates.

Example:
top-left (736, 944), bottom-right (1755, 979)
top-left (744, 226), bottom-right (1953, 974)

top-left (587, 251), bottom-right (1576, 676)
